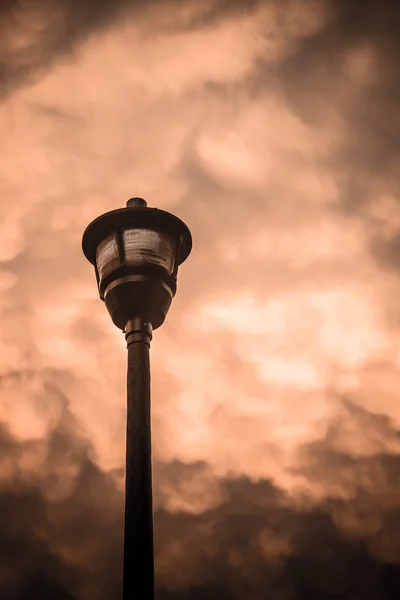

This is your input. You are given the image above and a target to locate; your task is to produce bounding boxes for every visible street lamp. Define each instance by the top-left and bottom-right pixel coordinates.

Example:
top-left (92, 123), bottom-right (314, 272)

top-left (82, 197), bottom-right (192, 600)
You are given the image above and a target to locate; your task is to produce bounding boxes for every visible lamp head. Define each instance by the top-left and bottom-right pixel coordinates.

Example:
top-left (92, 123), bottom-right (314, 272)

top-left (82, 198), bottom-right (192, 330)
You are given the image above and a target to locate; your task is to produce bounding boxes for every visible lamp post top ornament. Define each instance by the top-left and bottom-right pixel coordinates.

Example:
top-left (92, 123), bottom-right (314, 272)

top-left (126, 197), bottom-right (147, 208)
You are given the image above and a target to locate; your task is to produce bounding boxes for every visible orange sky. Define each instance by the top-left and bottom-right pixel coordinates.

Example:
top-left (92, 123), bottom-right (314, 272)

top-left (1, 1), bottom-right (400, 598)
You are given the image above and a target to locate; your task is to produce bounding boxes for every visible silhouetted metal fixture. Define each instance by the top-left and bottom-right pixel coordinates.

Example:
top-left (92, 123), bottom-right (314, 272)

top-left (82, 197), bottom-right (192, 600)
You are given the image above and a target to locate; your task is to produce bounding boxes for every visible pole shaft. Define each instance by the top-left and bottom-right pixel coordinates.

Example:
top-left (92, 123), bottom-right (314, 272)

top-left (123, 320), bottom-right (154, 600)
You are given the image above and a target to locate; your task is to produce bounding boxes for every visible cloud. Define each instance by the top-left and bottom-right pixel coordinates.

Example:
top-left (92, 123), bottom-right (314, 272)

top-left (268, 0), bottom-right (400, 258)
top-left (0, 0), bottom-right (311, 98)
top-left (154, 403), bottom-right (400, 599)
top-left (0, 0), bottom-right (144, 98)
top-left (3, 395), bottom-right (400, 598)
top-left (0, 372), bottom-right (123, 599)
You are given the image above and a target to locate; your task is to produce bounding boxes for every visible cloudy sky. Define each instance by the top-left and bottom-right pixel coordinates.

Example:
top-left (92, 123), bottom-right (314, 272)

top-left (1, 0), bottom-right (400, 598)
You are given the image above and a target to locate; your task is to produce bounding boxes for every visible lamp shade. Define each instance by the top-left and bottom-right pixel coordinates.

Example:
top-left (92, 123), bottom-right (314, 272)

top-left (96, 233), bottom-right (120, 281)
top-left (82, 199), bottom-right (192, 330)
top-left (123, 228), bottom-right (176, 272)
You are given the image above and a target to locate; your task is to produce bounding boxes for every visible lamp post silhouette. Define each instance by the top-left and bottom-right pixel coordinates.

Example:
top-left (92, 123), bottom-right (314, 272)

top-left (82, 197), bottom-right (192, 599)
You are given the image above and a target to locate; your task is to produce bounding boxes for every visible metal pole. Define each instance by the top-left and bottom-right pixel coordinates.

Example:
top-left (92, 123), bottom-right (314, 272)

top-left (123, 318), bottom-right (154, 600)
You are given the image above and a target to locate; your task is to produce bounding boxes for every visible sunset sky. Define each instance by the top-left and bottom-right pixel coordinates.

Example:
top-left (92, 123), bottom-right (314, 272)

top-left (1, 0), bottom-right (400, 598)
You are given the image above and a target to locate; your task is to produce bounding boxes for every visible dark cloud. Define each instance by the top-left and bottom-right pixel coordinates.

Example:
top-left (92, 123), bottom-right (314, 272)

top-left (0, 0), bottom-right (266, 98)
top-left (171, 0), bottom-right (263, 32)
top-left (0, 0), bottom-right (141, 97)
top-left (2, 375), bottom-right (400, 599)
top-left (154, 465), bottom-right (400, 599)
top-left (0, 369), bottom-right (123, 600)
top-left (278, 0), bottom-right (400, 213)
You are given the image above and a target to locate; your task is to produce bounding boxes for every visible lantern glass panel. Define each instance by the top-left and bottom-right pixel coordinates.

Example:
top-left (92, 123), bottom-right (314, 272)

top-left (123, 228), bottom-right (175, 272)
top-left (96, 233), bottom-right (120, 280)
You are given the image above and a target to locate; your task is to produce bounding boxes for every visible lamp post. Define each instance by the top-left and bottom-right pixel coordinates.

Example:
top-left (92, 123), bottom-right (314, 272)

top-left (82, 197), bottom-right (192, 600)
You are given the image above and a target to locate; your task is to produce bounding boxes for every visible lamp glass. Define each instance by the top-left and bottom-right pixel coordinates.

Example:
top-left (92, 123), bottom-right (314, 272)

top-left (96, 233), bottom-right (120, 280)
top-left (123, 228), bottom-right (175, 272)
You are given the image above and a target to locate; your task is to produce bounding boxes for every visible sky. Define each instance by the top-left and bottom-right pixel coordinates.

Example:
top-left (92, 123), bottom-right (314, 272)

top-left (1, 0), bottom-right (400, 598)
